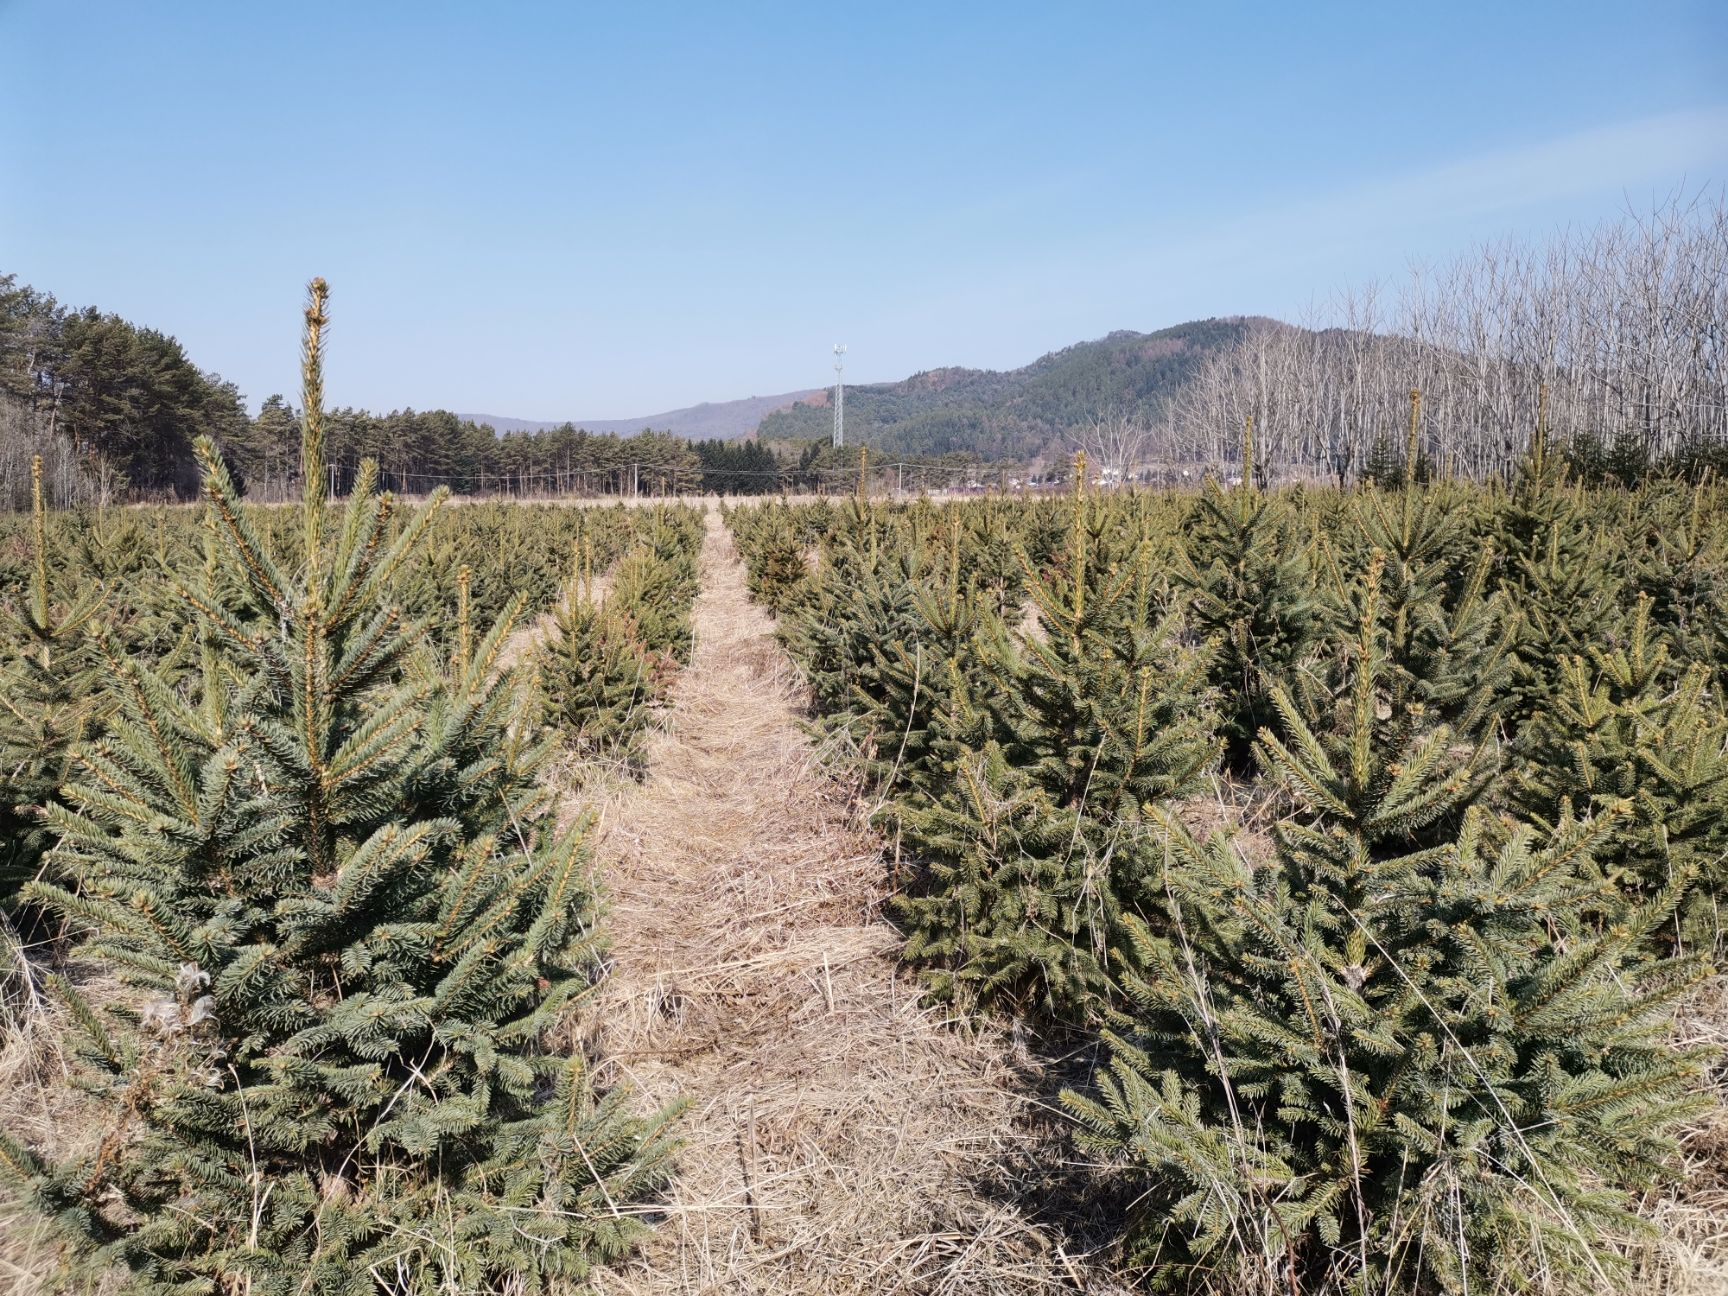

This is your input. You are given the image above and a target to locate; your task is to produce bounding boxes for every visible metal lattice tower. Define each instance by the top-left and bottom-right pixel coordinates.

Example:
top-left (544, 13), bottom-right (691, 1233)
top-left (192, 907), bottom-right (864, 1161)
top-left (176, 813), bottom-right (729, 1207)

top-left (832, 343), bottom-right (846, 448)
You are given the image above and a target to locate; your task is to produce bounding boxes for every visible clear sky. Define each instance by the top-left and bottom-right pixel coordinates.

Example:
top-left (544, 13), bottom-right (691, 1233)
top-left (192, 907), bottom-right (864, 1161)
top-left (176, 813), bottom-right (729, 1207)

top-left (2, 1), bottom-right (1724, 419)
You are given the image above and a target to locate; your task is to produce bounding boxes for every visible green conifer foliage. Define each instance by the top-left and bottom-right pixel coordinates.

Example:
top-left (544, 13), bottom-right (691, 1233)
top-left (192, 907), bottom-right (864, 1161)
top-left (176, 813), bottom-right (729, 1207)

top-left (780, 503), bottom-right (925, 723)
top-left (1512, 594), bottom-right (1728, 946)
top-left (1362, 432), bottom-right (1404, 487)
top-left (890, 739), bottom-right (1135, 1021)
top-left (40, 504), bottom-right (199, 671)
top-left (1360, 403), bottom-right (1435, 490)
top-left (1338, 474), bottom-right (1513, 739)
top-left (1263, 557), bottom-right (1499, 849)
top-left (889, 461), bottom-right (1215, 1024)
top-left (737, 504), bottom-right (809, 614)
top-left (1629, 482), bottom-right (1728, 685)
top-left (993, 459), bottom-right (1214, 818)
top-left (952, 493), bottom-right (1030, 618)
top-left (1493, 429), bottom-right (1627, 732)
top-left (856, 524), bottom-right (994, 803)
top-left (1398, 546), bottom-right (1510, 736)
top-left (0, 457), bottom-right (106, 906)
top-left (1064, 569), bottom-right (1714, 1293)
top-left (538, 546), bottom-right (665, 771)
top-left (1, 281), bottom-right (674, 1294)
top-left (1340, 409), bottom-right (1500, 701)
top-left (607, 514), bottom-right (701, 665)
top-left (1069, 809), bottom-right (1711, 1295)
top-left (389, 504), bottom-right (617, 654)
top-left (1177, 432), bottom-right (1327, 769)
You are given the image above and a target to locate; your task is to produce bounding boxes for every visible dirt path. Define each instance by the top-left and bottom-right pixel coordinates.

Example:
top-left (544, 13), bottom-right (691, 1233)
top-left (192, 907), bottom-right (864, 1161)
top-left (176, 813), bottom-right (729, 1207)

top-left (584, 508), bottom-right (1109, 1295)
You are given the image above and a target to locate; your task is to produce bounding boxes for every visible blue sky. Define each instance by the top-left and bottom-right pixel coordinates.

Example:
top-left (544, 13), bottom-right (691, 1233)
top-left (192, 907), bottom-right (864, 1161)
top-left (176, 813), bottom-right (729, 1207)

top-left (2, 1), bottom-right (1724, 419)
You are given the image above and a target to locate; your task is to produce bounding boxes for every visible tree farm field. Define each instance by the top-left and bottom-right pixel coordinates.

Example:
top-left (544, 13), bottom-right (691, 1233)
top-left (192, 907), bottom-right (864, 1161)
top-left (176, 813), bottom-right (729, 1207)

top-left (4, 325), bottom-right (1728, 1294)
top-left (1, 153), bottom-right (1726, 1296)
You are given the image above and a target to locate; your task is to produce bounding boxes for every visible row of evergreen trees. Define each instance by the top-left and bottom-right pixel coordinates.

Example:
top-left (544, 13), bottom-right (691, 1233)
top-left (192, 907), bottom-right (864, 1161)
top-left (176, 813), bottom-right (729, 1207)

top-left (0, 494), bottom-right (658, 664)
top-left (538, 507), bottom-right (704, 771)
top-left (2, 270), bottom-right (981, 506)
top-left (0, 281), bottom-right (688, 1292)
top-left (0, 272), bottom-right (804, 505)
top-left (725, 434), bottom-right (1727, 1294)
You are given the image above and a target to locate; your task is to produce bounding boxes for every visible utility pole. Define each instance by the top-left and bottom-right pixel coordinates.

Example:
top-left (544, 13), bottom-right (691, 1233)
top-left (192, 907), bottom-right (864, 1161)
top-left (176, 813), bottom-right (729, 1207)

top-left (832, 343), bottom-right (846, 448)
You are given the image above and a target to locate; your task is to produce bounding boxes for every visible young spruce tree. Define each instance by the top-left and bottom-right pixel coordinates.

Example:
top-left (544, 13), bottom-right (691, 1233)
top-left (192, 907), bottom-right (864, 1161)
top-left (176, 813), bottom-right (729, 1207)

top-left (1065, 561), bottom-right (1713, 1295)
top-left (0, 457), bottom-right (106, 910)
top-left (1493, 421), bottom-right (1626, 732)
top-left (855, 521), bottom-right (993, 803)
top-left (892, 457), bottom-right (1215, 1024)
top-left (538, 540), bottom-right (665, 770)
top-left (1327, 409), bottom-right (1513, 741)
top-left (1512, 594), bottom-right (1728, 947)
top-left (1177, 420), bottom-right (1326, 768)
top-left (0, 281), bottom-right (675, 1295)
top-left (781, 497), bottom-right (925, 724)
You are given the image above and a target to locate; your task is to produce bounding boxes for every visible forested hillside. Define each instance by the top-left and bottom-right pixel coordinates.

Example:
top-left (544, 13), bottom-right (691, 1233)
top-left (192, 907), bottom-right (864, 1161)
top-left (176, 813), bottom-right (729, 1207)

top-left (756, 318), bottom-right (1263, 458)
top-left (1, 274), bottom-right (1260, 503)
top-left (11, 197), bottom-right (1722, 503)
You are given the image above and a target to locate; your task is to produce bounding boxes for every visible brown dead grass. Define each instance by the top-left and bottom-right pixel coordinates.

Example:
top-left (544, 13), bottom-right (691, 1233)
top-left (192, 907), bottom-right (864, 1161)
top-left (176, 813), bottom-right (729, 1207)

top-left (0, 952), bottom-right (126, 1295)
top-left (579, 507), bottom-right (1124, 1295)
top-left (1619, 974), bottom-right (1728, 1295)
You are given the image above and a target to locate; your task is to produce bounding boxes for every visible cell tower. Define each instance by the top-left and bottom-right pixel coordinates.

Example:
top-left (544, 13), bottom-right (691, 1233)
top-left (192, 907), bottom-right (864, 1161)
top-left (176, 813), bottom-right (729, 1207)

top-left (832, 343), bottom-right (846, 448)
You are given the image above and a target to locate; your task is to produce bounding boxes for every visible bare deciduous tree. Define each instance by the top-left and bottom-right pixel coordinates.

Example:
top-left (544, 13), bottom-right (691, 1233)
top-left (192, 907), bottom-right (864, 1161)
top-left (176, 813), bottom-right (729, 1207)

top-left (1073, 412), bottom-right (1156, 485)
top-left (1163, 193), bottom-right (1728, 480)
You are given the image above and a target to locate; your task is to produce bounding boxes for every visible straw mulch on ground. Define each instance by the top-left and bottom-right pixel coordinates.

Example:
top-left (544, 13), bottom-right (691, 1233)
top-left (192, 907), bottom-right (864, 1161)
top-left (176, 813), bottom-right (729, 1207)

top-left (580, 508), bottom-right (1123, 1295)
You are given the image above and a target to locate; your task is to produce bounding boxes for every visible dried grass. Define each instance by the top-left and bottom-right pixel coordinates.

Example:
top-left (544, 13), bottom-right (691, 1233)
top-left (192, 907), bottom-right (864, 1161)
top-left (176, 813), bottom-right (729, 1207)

top-left (1618, 974), bottom-right (1728, 1295)
top-left (0, 953), bottom-right (126, 1295)
top-left (579, 508), bottom-right (1125, 1295)
top-left (1166, 769), bottom-right (1284, 869)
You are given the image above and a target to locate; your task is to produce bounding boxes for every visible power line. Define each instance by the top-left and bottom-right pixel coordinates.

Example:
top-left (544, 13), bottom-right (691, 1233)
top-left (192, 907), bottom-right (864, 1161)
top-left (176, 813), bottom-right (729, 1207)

top-left (316, 457), bottom-right (1006, 492)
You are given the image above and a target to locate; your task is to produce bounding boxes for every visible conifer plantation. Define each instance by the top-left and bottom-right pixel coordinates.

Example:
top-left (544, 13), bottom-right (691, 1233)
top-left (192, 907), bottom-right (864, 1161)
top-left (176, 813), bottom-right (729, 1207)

top-left (8, 4), bottom-right (1725, 1291)
top-left (725, 428), bottom-right (1728, 1294)
top-left (1, 310), bottom-right (1726, 1296)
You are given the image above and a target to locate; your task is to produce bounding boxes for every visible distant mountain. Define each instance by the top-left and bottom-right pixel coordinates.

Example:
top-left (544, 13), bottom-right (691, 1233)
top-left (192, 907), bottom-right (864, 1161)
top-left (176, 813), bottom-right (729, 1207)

top-left (462, 317), bottom-right (1272, 458)
top-left (462, 388), bottom-right (823, 441)
top-left (757, 319), bottom-right (1272, 460)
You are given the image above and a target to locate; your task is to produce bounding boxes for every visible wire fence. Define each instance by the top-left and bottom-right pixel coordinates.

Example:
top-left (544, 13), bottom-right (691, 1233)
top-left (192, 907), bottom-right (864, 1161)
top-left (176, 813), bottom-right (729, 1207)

top-left (299, 458), bottom-right (1068, 503)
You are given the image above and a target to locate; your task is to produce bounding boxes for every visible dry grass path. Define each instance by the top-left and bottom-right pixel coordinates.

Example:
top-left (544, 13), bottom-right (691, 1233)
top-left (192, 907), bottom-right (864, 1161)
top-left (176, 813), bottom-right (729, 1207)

top-left (583, 508), bottom-right (1113, 1295)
